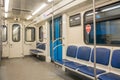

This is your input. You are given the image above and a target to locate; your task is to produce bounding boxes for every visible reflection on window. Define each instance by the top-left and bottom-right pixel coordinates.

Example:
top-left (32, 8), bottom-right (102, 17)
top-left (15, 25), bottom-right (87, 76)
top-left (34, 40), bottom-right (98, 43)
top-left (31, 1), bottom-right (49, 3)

top-left (84, 2), bottom-right (120, 45)
top-left (2, 25), bottom-right (7, 42)
top-left (12, 24), bottom-right (20, 42)
top-left (25, 27), bottom-right (35, 42)
top-left (39, 26), bottom-right (43, 42)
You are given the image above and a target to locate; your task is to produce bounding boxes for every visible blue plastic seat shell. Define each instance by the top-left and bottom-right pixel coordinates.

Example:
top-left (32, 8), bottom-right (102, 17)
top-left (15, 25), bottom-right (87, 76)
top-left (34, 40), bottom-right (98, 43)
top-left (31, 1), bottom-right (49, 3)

top-left (77, 66), bottom-right (105, 77)
top-left (98, 73), bottom-right (120, 80)
top-left (65, 62), bottom-right (85, 70)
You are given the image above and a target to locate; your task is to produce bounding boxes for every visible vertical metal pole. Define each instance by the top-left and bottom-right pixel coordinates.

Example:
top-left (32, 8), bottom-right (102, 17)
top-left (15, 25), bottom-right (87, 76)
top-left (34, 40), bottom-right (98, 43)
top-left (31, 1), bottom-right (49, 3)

top-left (93, 0), bottom-right (97, 80)
top-left (52, 0), bottom-right (54, 61)
top-left (0, 1), bottom-right (2, 63)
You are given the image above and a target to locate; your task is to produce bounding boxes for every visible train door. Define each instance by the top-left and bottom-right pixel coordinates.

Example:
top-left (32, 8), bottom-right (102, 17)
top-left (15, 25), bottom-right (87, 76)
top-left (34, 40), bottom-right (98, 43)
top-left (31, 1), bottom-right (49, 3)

top-left (9, 23), bottom-right (23, 58)
top-left (50, 16), bottom-right (62, 61)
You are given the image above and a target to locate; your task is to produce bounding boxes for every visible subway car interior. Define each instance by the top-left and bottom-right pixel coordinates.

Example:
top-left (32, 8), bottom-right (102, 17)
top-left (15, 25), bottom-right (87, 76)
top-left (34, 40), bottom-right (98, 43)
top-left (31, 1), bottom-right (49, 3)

top-left (0, 0), bottom-right (120, 80)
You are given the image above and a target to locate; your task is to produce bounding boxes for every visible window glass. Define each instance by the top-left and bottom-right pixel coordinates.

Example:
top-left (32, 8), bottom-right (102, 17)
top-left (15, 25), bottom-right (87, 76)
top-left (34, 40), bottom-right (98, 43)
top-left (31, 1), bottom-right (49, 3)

top-left (2, 25), bottom-right (7, 42)
top-left (39, 26), bottom-right (43, 42)
top-left (12, 24), bottom-right (20, 42)
top-left (84, 2), bottom-right (120, 45)
top-left (25, 27), bottom-right (35, 42)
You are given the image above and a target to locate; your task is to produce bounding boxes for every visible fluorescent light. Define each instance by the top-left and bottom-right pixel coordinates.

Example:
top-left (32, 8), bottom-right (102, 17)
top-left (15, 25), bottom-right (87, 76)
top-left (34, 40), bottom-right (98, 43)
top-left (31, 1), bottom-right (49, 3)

top-left (5, 13), bottom-right (8, 18)
top-left (48, 0), bottom-right (53, 2)
top-left (86, 12), bottom-right (98, 16)
top-left (102, 5), bottom-right (120, 12)
top-left (5, 0), bottom-right (9, 12)
top-left (27, 15), bottom-right (32, 20)
top-left (32, 3), bottom-right (47, 16)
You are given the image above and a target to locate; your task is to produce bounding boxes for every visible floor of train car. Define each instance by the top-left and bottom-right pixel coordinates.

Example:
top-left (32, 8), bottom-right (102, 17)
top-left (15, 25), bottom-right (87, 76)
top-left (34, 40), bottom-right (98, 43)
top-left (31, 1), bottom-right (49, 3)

top-left (0, 56), bottom-right (88, 80)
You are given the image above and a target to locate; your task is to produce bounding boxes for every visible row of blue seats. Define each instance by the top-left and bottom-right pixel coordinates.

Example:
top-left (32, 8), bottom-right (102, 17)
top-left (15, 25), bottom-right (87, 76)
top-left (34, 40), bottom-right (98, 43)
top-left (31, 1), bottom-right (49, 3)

top-left (30, 43), bottom-right (46, 55)
top-left (55, 45), bottom-right (120, 80)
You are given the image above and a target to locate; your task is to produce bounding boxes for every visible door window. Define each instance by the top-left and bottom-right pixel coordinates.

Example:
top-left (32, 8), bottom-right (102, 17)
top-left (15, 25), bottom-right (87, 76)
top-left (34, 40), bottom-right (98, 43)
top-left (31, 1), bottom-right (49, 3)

top-left (25, 27), bottom-right (35, 42)
top-left (12, 24), bottom-right (20, 42)
top-left (2, 25), bottom-right (7, 42)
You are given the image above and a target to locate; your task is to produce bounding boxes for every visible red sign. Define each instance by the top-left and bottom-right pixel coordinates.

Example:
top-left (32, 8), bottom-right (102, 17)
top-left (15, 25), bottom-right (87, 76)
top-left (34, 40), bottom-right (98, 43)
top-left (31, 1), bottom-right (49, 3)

top-left (86, 24), bottom-right (91, 34)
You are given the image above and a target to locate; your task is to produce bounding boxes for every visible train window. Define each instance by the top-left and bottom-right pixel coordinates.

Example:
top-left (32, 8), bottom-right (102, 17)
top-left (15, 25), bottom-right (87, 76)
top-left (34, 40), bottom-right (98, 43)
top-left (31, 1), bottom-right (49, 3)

top-left (84, 2), bottom-right (120, 45)
top-left (25, 27), bottom-right (35, 42)
top-left (2, 25), bottom-right (7, 42)
top-left (12, 24), bottom-right (20, 42)
top-left (39, 26), bottom-right (43, 42)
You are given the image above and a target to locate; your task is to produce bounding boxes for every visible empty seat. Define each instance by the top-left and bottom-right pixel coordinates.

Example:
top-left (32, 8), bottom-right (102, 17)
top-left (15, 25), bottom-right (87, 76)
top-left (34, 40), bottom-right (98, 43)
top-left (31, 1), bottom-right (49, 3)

top-left (65, 46), bottom-right (91, 70)
top-left (78, 48), bottom-right (110, 77)
top-left (98, 50), bottom-right (120, 80)
top-left (66, 45), bottom-right (78, 58)
top-left (55, 59), bottom-right (70, 64)
top-left (77, 46), bottom-right (91, 61)
top-left (55, 45), bottom-right (78, 64)
top-left (36, 43), bottom-right (46, 50)
top-left (78, 66), bottom-right (105, 77)
top-left (30, 43), bottom-right (46, 55)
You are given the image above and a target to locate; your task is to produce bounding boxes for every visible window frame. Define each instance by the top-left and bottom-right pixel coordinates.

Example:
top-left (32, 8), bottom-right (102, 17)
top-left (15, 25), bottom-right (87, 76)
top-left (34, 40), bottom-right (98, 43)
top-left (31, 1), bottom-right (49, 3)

top-left (83, 1), bottom-right (120, 46)
top-left (25, 27), bottom-right (35, 42)
top-left (12, 24), bottom-right (21, 42)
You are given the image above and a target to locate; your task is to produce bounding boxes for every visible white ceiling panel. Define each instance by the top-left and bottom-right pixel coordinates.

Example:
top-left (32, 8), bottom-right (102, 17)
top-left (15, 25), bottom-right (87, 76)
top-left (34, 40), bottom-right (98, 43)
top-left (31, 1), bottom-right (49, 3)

top-left (7, 0), bottom-right (62, 20)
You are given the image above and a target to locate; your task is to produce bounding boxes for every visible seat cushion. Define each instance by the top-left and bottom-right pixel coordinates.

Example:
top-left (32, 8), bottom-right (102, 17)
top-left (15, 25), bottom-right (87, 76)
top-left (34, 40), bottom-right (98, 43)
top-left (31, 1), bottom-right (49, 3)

top-left (55, 59), bottom-right (71, 64)
top-left (78, 66), bottom-right (105, 77)
top-left (99, 73), bottom-right (120, 80)
top-left (30, 49), bottom-right (43, 53)
top-left (65, 62), bottom-right (85, 70)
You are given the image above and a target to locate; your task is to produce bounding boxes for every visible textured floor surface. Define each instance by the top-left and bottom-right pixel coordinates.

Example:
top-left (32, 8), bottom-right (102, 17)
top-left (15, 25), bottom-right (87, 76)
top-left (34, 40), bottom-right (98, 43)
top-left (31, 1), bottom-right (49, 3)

top-left (0, 57), bottom-right (81, 80)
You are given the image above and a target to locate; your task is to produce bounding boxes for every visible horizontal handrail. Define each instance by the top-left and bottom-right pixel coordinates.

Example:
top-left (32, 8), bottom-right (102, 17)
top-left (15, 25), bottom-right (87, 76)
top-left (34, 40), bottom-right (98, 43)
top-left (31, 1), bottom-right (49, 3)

top-left (53, 44), bottom-right (64, 50)
top-left (53, 37), bottom-right (64, 44)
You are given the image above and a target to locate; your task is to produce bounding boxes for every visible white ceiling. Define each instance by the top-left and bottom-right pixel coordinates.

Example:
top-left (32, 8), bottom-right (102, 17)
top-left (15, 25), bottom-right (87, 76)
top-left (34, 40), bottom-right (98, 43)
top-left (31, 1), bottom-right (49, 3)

top-left (7, 0), bottom-right (62, 20)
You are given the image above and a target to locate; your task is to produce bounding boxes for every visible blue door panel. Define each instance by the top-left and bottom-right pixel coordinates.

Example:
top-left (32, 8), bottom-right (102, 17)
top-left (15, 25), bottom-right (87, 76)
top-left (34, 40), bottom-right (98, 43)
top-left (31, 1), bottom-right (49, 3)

top-left (50, 17), bottom-right (62, 61)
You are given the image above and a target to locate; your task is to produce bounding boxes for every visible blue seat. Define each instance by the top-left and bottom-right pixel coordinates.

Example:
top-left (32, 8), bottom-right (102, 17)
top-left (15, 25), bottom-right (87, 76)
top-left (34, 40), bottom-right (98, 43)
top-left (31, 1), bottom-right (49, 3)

top-left (99, 73), bottom-right (120, 80)
top-left (55, 59), bottom-right (70, 64)
top-left (30, 49), bottom-right (43, 53)
top-left (77, 46), bottom-right (91, 61)
top-left (65, 62), bottom-right (85, 70)
top-left (66, 45), bottom-right (78, 58)
top-left (77, 48), bottom-right (110, 77)
top-left (30, 43), bottom-right (46, 55)
top-left (55, 45), bottom-right (77, 64)
top-left (91, 48), bottom-right (110, 65)
top-left (64, 46), bottom-right (91, 69)
top-left (78, 66), bottom-right (105, 77)
top-left (98, 50), bottom-right (120, 80)
top-left (37, 43), bottom-right (46, 50)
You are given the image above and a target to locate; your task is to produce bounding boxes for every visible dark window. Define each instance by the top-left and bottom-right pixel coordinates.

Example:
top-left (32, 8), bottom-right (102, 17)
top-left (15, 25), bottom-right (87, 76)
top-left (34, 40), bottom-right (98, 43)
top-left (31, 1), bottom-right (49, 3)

top-left (25, 27), bottom-right (35, 42)
top-left (84, 2), bottom-right (120, 45)
top-left (39, 26), bottom-right (43, 42)
top-left (2, 25), bottom-right (7, 42)
top-left (69, 13), bottom-right (81, 27)
top-left (12, 24), bottom-right (20, 42)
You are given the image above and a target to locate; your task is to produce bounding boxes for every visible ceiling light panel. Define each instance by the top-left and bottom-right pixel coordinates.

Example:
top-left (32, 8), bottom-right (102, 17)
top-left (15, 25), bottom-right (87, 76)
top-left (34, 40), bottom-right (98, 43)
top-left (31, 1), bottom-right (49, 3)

top-left (5, 0), bottom-right (9, 12)
top-left (32, 3), bottom-right (47, 16)
top-left (27, 15), bottom-right (32, 20)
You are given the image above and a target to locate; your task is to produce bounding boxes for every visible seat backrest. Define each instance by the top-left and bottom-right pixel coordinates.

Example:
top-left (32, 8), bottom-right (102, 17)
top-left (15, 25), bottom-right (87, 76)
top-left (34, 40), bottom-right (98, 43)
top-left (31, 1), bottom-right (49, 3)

top-left (91, 48), bottom-right (110, 65)
top-left (36, 43), bottom-right (46, 50)
top-left (77, 46), bottom-right (91, 61)
top-left (111, 50), bottom-right (120, 69)
top-left (66, 45), bottom-right (77, 58)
